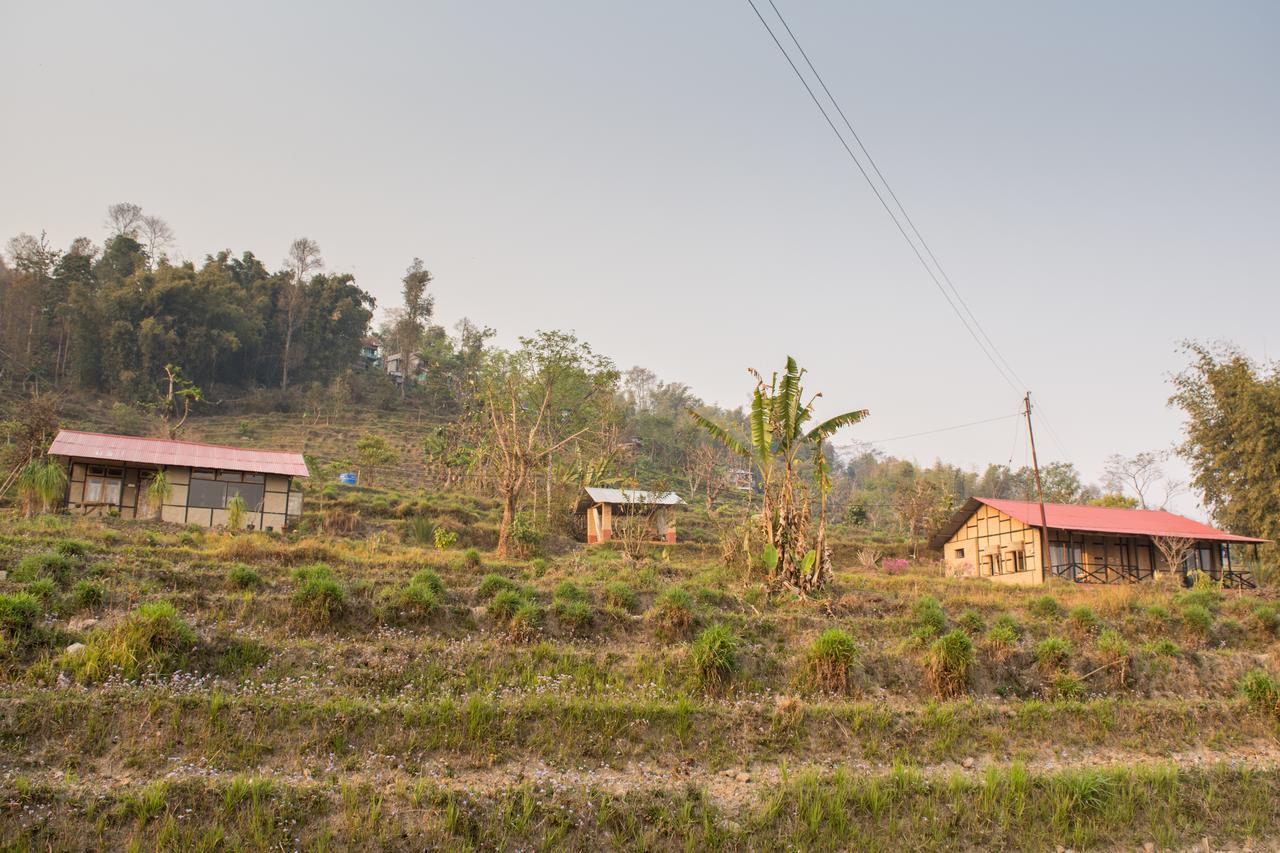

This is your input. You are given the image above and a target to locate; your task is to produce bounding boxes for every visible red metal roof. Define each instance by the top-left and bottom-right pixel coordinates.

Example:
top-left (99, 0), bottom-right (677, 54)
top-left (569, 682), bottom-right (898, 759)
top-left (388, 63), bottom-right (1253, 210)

top-left (49, 430), bottom-right (309, 478)
top-left (972, 497), bottom-right (1267, 544)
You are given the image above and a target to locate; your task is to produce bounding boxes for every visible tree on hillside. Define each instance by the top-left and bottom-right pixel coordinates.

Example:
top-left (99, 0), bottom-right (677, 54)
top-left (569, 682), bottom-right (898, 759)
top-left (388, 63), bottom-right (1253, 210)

top-left (691, 357), bottom-right (868, 592)
top-left (105, 202), bottom-right (143, 239)
top-left (1103, 451), bottom-right (1183, 510)
top-left (1170, 341), bottom-right (1280, 541)
top-left (892, 476), bottom-right (954, 559)
top-left (391, 258), bottom-right (433, 398)
top-left (479, 331), bottom-right (618, 557)
top-left (280, 237), bottom-right (323, 391)
top-left (139, 215), bottom-right (175, 269)
top-left (160, 364), bottom-right (202, 438)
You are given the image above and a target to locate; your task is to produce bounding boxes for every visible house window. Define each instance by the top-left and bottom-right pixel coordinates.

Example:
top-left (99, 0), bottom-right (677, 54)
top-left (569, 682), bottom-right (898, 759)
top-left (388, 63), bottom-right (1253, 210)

top-left (186, 470), bottom-right (264, 510)
top-left (1012, 550), bottom-right (1026, 573)
top-left (954, 547), bottom-right (965, 559)
top-left (188, 478), bottom-right (228, 509)
top-left (83, 465), bottom-right (124, 505)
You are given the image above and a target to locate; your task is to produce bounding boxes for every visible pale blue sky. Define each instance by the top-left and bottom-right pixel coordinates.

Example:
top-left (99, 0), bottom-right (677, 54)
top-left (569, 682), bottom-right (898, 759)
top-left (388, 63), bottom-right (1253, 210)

top-left (3, 1), bottom-right (1278, 511)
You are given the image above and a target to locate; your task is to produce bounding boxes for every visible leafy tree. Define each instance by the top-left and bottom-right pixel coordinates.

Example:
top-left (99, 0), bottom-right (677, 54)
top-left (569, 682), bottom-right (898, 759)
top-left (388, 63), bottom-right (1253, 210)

top-left (892, 475), bottom-right (954, 559)
top-left (478, 331), bottom-right (619, 556)
top-left (355, 434), bottom-right (398, 487)
top-left (1090, 492), bottom-right (1140, 508)
top-left (279, 237), bottom-right (323, 390)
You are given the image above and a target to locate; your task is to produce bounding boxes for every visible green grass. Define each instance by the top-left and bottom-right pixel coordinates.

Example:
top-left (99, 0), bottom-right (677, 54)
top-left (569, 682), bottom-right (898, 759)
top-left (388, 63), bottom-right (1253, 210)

top-left (690, 624), bottom-right (738, 691)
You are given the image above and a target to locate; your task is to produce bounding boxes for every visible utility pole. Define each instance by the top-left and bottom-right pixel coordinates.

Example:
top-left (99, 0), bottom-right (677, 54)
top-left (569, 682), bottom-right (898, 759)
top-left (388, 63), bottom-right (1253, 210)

top-left (1024, 392), bottom-right (1051, 581)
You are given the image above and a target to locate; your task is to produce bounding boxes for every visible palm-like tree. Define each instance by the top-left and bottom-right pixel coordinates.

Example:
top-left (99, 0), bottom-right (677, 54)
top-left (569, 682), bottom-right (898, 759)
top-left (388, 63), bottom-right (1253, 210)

top-left (691, 357), bottom-right (867, 591)
top-left (15, 458), bottom-right (68, 518)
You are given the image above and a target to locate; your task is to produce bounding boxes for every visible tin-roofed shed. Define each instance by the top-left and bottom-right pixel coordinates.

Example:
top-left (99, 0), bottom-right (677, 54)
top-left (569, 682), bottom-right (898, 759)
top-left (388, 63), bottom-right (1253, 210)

top-left (48, 430), bottom-right (308, 531)
top-left (575, 487), bottom-right (684, 544)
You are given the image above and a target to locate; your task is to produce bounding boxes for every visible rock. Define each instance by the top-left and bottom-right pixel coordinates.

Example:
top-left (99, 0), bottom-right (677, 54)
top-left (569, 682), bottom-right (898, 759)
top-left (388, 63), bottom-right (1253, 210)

top-left (962, 757), bottom-right (975, 769)
top-left (68, 617), bottom-right (98, 632)
top-left (735, 772), bottom-right (751, 783)
top-left (56, 673), bottom-right (72, 689)
top-left (1143, 843), bottom-right (1155, 852)
top-left (65, 642), bottom-right (86, 656)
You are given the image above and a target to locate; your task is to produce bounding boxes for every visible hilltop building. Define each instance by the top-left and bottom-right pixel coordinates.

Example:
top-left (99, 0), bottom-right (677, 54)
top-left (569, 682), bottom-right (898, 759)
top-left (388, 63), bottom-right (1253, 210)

top-left (931, 497), bottom-right (1266, 589)
top-left (48, 430), bottom-right (308, 531)
top-left (576, 487), bottom-right (683, 544)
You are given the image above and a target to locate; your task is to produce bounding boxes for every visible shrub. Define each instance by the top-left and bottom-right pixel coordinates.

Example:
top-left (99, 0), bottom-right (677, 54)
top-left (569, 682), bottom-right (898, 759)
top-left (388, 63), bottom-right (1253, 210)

top-left (411, 568), bottom-right (446, 597)
top-left (1238, 669), bottom-right (1280, 715)
top-left (1035, 636), bottom-right (1071, 671)
top-left (1048, 672), bottom-right (1085, 700)
top-left (925, 629), bottom-right (973, 698)
top-left (1177, 588), bottom-right (1224, 613)
top-left (1253, 604), bottom-right (1280, 638)
top-left (404, 516), bottom-right (435, 546)
top-left (53, 539), bottom-right (90, 559)
top-left (477, 573), bottom-right (518, 601)
top-left (69, 601), bottom-right (196, 682)
top-left (463, 548), bottom-right (483, 570)
top-left (956, 610), bottom-right (985, 637)
top-left (650, 587), bottom-right (695, 641)
top-left (553, 581), bottom-right (587, 603)
top-left (508, 602), bottom-right (544, 643)
top-left (604, 581), bottom-right (637, 612)
top-left (0, 593), bottom-right (42, 635)
top-left (1028, 595), bottom-right (1063, 619)
top-left (24, 578), bottom-right (58, 604)
top-left (554, 599), bottom-right (594, 636)
top-left (72, 580), bottom-right (105, 610)
top-left (397, 581), bottom-right (439, 616)
top-left (12, 553), bottom-right (75, 586)
top-left (1068, 605), bottom-right (1101, 634)
top-left (1096, 628), bottom-right (1130, 685)
top-left (228, 564), bottom-right (265, 591)
top-left (433, 527), bottom-right (459, 551)
top-left (805, 628), bottom-right (859, 693)
top-left (489, 589), bottom-right (525, 624)
top-left (1145, 638), bottom-right (1181, 657)
top-left (291, 564), bottom-right (346, 625)
top-left (1181, 603), bottom-right (1213, 635)
top-left (690, 624), bottom-right (738, 691)
top-left (990, 613), bottom-right (1022, 638)
top-left (983, 621), bottom-right (1020, 663)
top-left (911, 596), bottom-right (947, 640)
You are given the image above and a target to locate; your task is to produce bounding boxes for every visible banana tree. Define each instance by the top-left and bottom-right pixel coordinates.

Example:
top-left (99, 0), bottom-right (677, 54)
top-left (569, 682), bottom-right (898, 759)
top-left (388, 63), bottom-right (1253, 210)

top-left (691, 357), bottom-right (867, 591)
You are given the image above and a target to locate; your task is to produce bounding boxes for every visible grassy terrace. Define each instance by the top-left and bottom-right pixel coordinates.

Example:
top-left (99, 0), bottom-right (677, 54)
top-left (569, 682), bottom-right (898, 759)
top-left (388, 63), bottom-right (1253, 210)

top-left (2, 513), bottom-right (1278, 849)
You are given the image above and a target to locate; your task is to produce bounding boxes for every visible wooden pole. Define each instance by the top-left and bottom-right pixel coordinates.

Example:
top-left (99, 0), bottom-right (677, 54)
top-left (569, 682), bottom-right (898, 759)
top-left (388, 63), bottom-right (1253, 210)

top-left (1025, 392), bottom-right (1052, 582)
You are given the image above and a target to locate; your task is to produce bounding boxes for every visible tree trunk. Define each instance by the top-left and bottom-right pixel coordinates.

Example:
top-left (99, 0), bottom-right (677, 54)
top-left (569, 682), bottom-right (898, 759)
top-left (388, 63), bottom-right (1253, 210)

top-left (281, 322), bottom-right (293, 391)
top-left (496, 489), bottom-right (518, 557)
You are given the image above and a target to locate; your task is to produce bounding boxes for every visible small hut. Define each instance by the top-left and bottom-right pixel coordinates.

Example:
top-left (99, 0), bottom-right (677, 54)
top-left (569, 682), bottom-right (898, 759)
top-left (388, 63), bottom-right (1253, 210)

top-left (576, 487), bottom-right (683, 544)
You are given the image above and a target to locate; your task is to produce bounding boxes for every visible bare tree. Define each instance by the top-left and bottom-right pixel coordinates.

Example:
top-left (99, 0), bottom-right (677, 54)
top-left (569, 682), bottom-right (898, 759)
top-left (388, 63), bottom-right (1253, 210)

top-left (1151, 535), bottom-right (1195, 585)
top-left (685, 443), bottom-right (732, 509)
top-left (892, 477), bottom-right (953, 560)
top-left (139, 215), bottom-right (175, 268)
top-left (280, 237), bottom-right (323, 391)
top-left (1103, 451), bottom-right (1185, 510)
top-left (105, 203), bottom-right (144, 239)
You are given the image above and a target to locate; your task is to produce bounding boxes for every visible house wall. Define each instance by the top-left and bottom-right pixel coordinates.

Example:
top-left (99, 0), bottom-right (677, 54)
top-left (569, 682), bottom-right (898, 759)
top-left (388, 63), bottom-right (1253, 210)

top-left (943, 503), bottom-right (1043, 585)
top-left (64, 458), bottom-right (301, 530)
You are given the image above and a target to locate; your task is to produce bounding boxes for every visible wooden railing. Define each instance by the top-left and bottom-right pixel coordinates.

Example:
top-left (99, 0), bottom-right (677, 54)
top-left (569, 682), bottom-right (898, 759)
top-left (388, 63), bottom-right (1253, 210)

top-left (1050, 562), bottom-right (1154, 584)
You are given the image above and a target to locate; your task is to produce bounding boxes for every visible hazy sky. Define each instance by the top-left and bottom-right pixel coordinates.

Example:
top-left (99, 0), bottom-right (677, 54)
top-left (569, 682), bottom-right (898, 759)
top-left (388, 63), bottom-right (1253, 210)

top-left (4, 1), bottom-right (1278, 512)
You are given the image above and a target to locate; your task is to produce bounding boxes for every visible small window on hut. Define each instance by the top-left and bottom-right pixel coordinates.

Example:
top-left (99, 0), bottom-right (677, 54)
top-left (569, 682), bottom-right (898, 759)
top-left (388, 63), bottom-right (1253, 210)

top-left (954, 547), bottom-right (965, 559)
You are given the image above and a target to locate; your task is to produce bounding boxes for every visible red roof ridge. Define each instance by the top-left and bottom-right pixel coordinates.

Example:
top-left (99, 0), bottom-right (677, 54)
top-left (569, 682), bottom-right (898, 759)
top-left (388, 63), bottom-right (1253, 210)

top-left (55, 429), bottom-right (302, 457)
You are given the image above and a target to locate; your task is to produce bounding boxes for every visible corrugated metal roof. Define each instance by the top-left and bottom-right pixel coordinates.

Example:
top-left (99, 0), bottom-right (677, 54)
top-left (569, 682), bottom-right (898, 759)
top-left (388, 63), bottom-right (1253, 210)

top-left (582, 487), bottom-right (683, 506)
top-left (48, 430), bottom-right (310, 478)
top-left (930, 497), bottom-right (1267, 548)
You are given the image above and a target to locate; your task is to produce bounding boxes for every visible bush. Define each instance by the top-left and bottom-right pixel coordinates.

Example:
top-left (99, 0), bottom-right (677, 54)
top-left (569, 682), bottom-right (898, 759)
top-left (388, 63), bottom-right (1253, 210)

top-left (925, 629), bottom-right (973, 698)
top-left (1181, 603), bottom-right (1213, 635)
top-left (1253, 604), bottom-right (1280, 638)
top-left (1145, 638), bottom-right (1181, 657)
top-left (397, 581), bottom-right (439, 616)
top-left (53, 539), bottom-right (90, 559)
top-left (489, 589), bottom-right (525, 624)
top-left (1048, 672), bottom-right (1085, 700)
top-left (1028, 595), bottom-right (1063, 619)
top-left (291, 564), bottom-right (346, 625)
top-left (805, 628), bottom-right (858, 693)
top-left (68, 600), bottom-right (196, 682)
top-left (956, 610), bottom-right (985, 637)
top-left (24, 578), bottom-right (58, 604)
top-left (1238, 669), bottom-right (1280, 715)
top-left (1177, 586), bottom-right (1224, 612)
top-left (553, 581), bottom-right (587, 603)
top-left (690, 624), bottom-right (738, 691)
top-left (650, 587), bottom-right (695, 641)
top-left (508, 602), bottom-right (544, 643)
top-left (411, 568), bottom-right (446, 597)
top-left (12, 553), bottom-right (75, 586)
top-left (604, 581), bottom-right (637, 612)
top-left (228, 564), bottom-right (265, 591)
top-left (911, 596), bottom-right (947, 640)
top-left (554, 599), bottom-right (594, 636)
top-left (0, 593), bottom-right (42, 635)
top-left (434, 528), bottom-right (458, 551)
top-left (477, 573), bottom-right (518, 601)
top-left (72, 580), bottom-right (105, 610)
top-left (463, 548), bottom-right (483, 570)
top-left (404, 516), bottom-right (435, 546)
top-left (990, 613), bottom-right (1022, 638)
top-left (1068, 605), bottom-right (1101, 634)
top-left (983, 621), bottom-right (1020, 663)
top-left (1035, 636), bottom-right (1071, 671)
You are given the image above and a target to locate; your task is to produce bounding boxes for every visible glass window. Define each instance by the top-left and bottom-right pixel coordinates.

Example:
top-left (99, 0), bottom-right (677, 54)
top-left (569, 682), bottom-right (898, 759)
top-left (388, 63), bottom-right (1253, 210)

top-left (188, 478), bottom-right (227, 509)
top-left (954, 547), bottom-right (965, 559)
top-left (84, 476), bottom-right (121, 505)
top-left (192, 469), bottom-right (215, 480)
top-left (228, 482), bottom-right (265, 511)
top-left (217, 471), bottom-right (243, 482)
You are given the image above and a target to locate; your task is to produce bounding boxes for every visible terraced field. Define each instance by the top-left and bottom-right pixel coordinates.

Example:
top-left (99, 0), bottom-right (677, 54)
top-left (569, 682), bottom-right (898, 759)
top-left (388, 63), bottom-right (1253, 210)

top-left (1, 512), bottom-right (1279, 850)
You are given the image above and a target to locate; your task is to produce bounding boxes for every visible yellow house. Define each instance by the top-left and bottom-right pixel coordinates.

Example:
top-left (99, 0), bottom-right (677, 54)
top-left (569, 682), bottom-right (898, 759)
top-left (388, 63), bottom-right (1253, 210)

top-left (49, 430), bottom-right (308, 531)
top-left (931, 497), bottom-right (1266, 589)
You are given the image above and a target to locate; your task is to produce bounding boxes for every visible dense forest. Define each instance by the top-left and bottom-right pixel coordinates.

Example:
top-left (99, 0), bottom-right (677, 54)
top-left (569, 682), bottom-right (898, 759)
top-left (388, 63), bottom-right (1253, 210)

top-left (2, 205), bottom-right (1275, 551)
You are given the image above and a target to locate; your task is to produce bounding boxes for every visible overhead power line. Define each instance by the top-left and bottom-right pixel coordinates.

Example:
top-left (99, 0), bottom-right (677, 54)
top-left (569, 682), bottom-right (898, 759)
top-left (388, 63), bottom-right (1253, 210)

top-left (850, 412), bottom-right (1021, 446)
top-left (742, 0), bottom-right (1075, 459)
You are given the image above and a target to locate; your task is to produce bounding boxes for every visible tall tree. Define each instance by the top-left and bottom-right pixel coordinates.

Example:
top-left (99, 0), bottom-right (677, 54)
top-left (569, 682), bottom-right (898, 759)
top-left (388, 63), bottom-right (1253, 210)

top-left (139, 215), bottom-right (175, 269)
top-left (392, 258), bottom-right (433, 398)
top-left (479, 331), bottom-right (618, 556)
top-left (1103, 451), bottom-right (1182, 510)
top-left (280, 238), bottom-right (323, 390)
top-left (104, 202), bottom-right (144, 239)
